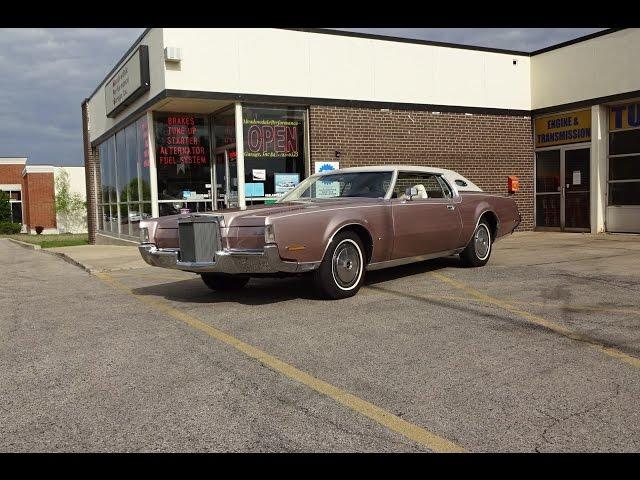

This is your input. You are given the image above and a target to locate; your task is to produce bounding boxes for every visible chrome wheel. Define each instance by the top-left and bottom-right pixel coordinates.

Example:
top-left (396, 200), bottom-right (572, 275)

top-left (331, 239), bottom-right (363, 291)
top-left (474, 224), bottom-right (491, 261)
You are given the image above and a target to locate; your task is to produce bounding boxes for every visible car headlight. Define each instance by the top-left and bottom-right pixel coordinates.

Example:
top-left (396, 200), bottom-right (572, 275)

top-left (140, 227), bottom-right (150, 244)
top-left (264, 224), bottom-right (276, 244)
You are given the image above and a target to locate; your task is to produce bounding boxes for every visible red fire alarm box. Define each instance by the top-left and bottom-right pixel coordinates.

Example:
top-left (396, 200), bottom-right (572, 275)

top-left (508, 176), bottom-right (520, 193)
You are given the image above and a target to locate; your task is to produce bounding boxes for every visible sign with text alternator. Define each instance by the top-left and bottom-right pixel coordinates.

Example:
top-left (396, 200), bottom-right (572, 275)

top-left (535, 109), bottom-right (591, 148)
top-left (105, 45), bottom-right (150, 118)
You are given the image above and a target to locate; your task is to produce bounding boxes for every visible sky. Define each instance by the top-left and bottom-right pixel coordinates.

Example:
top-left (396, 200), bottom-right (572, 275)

top-left (0, 28), bottom-right (607, 166)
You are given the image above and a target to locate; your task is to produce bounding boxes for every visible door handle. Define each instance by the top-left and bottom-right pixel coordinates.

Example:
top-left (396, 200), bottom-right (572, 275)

top-left (447, 205), bottom-right (455, 210)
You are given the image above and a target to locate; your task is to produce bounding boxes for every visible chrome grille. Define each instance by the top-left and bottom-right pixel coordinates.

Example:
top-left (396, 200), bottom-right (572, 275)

top-left (178, 216), bottom-right (220, 264)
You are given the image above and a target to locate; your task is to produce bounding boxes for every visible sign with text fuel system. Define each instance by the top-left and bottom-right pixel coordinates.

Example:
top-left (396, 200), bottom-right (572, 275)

top-left (535, 109), bottom-right (591, 148)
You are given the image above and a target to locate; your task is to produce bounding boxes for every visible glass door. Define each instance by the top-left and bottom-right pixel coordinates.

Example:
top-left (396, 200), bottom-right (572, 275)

top-left (563, 147), bottom-right (590, 231)
top-left (536, 149), bottom-right (561, 228)
top-left (535, 146), bottom-right (590, 231)
top-left (213, 147), bottom-right (238, 209)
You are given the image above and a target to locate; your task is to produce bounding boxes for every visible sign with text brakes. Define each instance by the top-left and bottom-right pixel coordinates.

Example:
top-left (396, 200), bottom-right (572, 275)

top-left (105, 45), bottom-right (150, 118)
top-left (535, 109), bottom-right (591, 148)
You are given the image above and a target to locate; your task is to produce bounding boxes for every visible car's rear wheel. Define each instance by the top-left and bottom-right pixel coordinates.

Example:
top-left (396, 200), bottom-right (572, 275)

top-left (460, 219), bottom-right (492, 267)
top-left (312, 231), bottom-right (365, 299)
top-left (201, 273), bottom-right (250, 291)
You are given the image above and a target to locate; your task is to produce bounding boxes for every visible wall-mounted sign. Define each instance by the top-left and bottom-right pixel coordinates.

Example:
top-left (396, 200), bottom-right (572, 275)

top-left (609, 102), bottom-right (640, 131)
top-left (105, 45), bottom-right (150, 118)
top-left (535, 109), bottom-right (591, 148)
top-left (314, 161), bottom-right (339, 173)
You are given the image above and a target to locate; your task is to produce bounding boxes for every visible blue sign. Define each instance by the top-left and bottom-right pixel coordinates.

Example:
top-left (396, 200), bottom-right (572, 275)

top-left (245, 182), bottom-right (265, 198)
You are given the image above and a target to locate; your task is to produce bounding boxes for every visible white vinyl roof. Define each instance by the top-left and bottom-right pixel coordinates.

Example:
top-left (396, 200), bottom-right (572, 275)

top-left (314, 165), bottom-right (483, 192)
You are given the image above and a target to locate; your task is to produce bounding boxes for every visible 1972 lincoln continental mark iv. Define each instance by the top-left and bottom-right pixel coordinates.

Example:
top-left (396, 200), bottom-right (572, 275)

top-left (139, 166), bottom-right (521, 299)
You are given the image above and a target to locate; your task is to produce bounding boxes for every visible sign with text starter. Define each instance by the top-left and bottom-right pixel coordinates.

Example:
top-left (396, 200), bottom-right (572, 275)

top-left (535, 109), bottom-right (591, 148)
top-left (105, 45), bottom-right (150, 118)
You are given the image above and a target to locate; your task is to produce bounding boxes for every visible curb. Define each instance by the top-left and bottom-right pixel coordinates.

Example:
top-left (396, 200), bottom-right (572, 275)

top-left (7, 238), bottom-right (42, 250)
top-left (40, 249), bottom-right (99, 274)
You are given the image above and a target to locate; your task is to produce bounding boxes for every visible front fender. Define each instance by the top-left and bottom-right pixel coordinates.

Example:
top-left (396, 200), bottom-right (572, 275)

top-left (269, 204), bottom-right (392, 264)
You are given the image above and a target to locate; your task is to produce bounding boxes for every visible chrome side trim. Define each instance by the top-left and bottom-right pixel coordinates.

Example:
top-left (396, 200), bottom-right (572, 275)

top-left (365, 249), bottom-right (462, 271)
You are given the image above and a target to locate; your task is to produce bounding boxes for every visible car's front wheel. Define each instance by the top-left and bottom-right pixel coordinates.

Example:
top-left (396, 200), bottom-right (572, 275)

top-left (201, 273), bottom-right (250, 291)
top-left (312, 231), bottom-right (366, 299)
top-left (459, 219), bottom-right (493, 267)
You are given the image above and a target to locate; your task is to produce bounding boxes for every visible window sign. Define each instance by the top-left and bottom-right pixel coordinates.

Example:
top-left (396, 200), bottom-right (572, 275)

top-left (154, 113), bottom-right (211, 201)
top-left (245, 182), bottom-right (265, 197)
top-left (315, 178), bottom-right (341, 198)
top-left (274, 173), bottom-right (300, 195)
top-left (315, 161), bottom-right (339, 173)
top-left (243, 106), bottom-right (306, 196)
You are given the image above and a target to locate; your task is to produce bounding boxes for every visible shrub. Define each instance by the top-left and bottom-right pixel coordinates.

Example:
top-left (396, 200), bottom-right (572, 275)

top-left (0, 191), bottom-right (10, 222)
top-left (0, 222), bottom-right (22, 234)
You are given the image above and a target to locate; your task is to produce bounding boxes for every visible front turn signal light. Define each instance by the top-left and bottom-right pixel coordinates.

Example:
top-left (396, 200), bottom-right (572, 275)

top-left (140, 227), bottom-right (150, 244)
top-left (264, 224), bottom-right (276, 244)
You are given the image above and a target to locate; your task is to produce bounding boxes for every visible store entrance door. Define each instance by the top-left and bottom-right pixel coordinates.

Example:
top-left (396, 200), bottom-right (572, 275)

top-left (214, 146), bottom-right (238, 209)
top-left (536, 145), bottom-right (590, 231)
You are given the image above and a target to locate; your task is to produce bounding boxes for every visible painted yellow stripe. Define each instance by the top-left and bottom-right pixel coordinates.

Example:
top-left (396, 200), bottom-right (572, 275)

top-left (429, 271), bottom-right (640, 370)
top-left (95, 271), bottom-right (466, 453)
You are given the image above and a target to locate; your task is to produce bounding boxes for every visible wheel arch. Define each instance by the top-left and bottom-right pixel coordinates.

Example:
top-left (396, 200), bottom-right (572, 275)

top-left (329, 223), bottom-right (374, 265)
top-left (478, 210), bottom-right (499, 242)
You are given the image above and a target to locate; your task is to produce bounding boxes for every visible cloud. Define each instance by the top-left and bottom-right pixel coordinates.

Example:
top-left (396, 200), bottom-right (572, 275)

top-left (0, 28), bottom-right (608, 166)
top-left (0, 28), bottom-right (143, 166)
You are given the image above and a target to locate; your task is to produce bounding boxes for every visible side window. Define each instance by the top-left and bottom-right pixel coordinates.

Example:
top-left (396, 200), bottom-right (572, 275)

top-left (437, 176), bottom-right (454, 199)
top-left (393, 172), bottom-right (446, 199)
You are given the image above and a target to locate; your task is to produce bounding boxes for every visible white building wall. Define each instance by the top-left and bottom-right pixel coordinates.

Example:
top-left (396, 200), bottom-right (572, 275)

top-left (54, 166), bottom-right (87, 233)
top-left (162, 28), bottom-right (532, 111)
top-left (531, 29), bottom-right (640, 110)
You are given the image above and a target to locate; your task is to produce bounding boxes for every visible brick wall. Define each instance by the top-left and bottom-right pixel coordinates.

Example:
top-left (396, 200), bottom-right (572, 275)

top-left (0, 164), bottom-right (25, 184)
top-left (82, 100), bottom-right (100, 244)
top-left (22, 172), bottom-right (56, 231)
top-left (309, 106), bottom-right (535, 230)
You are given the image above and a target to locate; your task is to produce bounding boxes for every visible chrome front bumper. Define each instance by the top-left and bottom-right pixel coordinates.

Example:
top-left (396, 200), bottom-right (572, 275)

top-left (138, 243), bottom-right (318, 274)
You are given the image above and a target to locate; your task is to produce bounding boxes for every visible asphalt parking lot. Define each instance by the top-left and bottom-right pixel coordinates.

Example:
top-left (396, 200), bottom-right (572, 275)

top-left (1, 232), bottom-right (640, 452)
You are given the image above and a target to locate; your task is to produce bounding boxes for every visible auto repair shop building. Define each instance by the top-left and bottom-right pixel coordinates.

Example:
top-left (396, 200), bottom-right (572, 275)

top-left (82, 28), bottom-right (640, 245)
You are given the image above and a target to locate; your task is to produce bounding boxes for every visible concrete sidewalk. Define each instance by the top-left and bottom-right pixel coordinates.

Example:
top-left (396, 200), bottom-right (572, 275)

top-left (47, 244), bottom-right (146, 273)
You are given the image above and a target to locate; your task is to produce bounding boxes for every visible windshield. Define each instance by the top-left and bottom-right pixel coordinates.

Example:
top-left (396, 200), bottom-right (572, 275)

top-left (278, 171), bottom-right (394, 202)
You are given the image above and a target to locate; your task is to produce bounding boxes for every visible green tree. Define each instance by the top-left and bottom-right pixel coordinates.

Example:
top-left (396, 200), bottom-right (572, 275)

top-left (55, 169), bottom-right (86, 233)
top-left (0, 191), bottom-right (11, 222)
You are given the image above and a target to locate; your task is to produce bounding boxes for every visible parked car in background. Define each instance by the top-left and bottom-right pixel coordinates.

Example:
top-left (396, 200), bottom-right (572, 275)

top-left (139, 166), bottom-right (521, 299)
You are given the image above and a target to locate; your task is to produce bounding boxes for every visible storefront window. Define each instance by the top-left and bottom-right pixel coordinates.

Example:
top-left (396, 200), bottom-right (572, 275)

top-left (213, 107), bottom-right (236, 148)
top-left (609, 102), bottom-right (640, 207)
top-left (97, 114), bottom-right (153, 237)
top-left (242, 105), bottom-right (306, 198)
top-left (154, 113), bottom-right (212, 210)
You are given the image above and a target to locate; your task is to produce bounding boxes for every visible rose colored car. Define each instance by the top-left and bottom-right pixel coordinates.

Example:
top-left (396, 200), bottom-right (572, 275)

top-left (139, 166), bottom-right (521, 299)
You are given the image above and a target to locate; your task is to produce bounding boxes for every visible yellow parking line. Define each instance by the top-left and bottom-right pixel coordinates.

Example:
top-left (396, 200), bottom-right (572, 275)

top-left (429, 272), bottom-right (640, 370)
top-left (95, 271), bottom-right (467, 453)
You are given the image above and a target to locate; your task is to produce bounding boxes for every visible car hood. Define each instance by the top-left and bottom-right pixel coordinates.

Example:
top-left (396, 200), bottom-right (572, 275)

top-left (150, 198), bottom-right (384, 228)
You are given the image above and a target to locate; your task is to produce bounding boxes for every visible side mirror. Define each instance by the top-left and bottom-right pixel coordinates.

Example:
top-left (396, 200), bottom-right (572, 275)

top-left (405, 187), bottom-right (418, 200)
